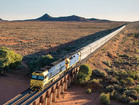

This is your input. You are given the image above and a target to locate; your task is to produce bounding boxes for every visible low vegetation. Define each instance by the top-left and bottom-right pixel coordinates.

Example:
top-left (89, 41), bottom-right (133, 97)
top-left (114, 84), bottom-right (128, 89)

top-left (0, 47), bottom-right (22, 74)
top-left (77, 23), bottom-right (139, 105)
top-left (28, 54), bottom-right (54, 73)
top-left (99, 93), bottom-right (110, 105)
top-left (77, 64), bottom-right (92, 84)
top-left (86, 88), bottom-right (92, 94)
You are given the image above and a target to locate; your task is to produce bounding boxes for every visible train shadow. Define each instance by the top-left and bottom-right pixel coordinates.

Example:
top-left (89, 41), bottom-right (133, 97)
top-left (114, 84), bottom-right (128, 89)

top-left (23, 25), bottom-right (121, 65)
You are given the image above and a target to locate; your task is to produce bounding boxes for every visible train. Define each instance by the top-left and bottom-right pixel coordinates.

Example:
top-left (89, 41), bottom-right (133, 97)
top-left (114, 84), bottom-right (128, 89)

top-left (30, 25), bottom-right (126, 91)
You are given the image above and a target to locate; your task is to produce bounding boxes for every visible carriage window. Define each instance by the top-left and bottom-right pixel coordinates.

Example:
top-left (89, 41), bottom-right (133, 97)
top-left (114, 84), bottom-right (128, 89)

top-left (70, 57), bottom-right (73, 60)
top-left (50, 73), bottom-right (52, 77)
top-left (32, 75), bottom-right (37, 79)
top-left (60, 67), bottom-right (62, 72)
top-left (38, 76), bottom-right (44, 80)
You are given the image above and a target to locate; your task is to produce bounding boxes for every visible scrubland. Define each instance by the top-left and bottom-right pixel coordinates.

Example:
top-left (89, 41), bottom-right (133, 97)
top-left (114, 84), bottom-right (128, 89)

top-left (0, 21), bottom-right (123, 57)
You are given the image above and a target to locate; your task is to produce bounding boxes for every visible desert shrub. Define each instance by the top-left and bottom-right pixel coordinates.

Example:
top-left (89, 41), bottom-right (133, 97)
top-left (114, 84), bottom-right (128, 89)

top-left (111, 77), bottom-right (118, 83)
top-left (134, 33), bottom-right (139, 38)
top-left (128, 71), bottom-right (138, 80)
top-left (0, 47), bottom-right (22, 73)
top-left (102, 61), bottom-right (112, 67)
top-left (124, 90), bottom-right (137, 97)
top-left (90, 79), bottom-right (102, 84)
top-left (28, 54), bottom-right (54, 72)
top-left (107, 75), bottom-right (118, 83)
top-left (79, 64), bottom-right (92, 76)
top-left (92, 69), bottom-right (107, 78)
top-left (131, 93), bottom-right (139, 100)
top-left (126, 77), bottom-right (134, 85)
top-left (119, 54), bottom-right (129, 58)
top-left (77, 64), bottom-right (92, 84)
top-left (120, 79), bottom-right (127, 85)
top-left (110, 90), bottom-right (122, 101)
top-left (120, 94), bottom-right (134, 103)
top-left (99, 93), bottom-right (110, 105)
top-left (106, 85), bottom-right (114, 92)
top-left (134, 86), bottom-right (139, 92)
top-left (113, 84), bottom-right (124, 93)
top-left (16, 64), bottom-right (25, 70)
top-left (78, 72), bottom-right (87, 84)
top-left (129, 100), bottom-right (139, 105)
top-left (86, 88), bottom-right (92, 94)
top-left (118, 69), bottom-right (128, 78)
top-left (106, 68), bottom-right (118, 76)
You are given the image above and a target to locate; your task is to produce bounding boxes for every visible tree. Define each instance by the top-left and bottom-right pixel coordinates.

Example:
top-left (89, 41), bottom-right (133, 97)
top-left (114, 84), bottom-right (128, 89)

top-left (0, 47), bottom-right (22, 74)
top-left (77, 64), bottom-right (92, 83)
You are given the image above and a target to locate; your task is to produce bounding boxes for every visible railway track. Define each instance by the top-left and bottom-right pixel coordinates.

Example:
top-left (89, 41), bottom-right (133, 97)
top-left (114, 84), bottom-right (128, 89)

top-left (4, 89), bottom-right (31, 105)
top-left (24, 66), bottom-right (77, 105)
top-left (15, 91), bottom-right (38, 105)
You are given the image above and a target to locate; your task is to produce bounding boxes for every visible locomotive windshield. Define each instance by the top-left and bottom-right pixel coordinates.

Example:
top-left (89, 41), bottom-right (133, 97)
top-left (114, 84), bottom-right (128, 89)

top-left (38, 76), bottom-right (44, 80)
top-left (32, 75), bottom-right (44, 80)
top-left (32, 75), bottom-right (37, 79)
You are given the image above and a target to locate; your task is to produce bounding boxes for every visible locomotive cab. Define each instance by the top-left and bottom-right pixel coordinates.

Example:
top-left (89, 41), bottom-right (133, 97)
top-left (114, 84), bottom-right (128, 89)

top-left (30, 69), bottom-right (49, 91)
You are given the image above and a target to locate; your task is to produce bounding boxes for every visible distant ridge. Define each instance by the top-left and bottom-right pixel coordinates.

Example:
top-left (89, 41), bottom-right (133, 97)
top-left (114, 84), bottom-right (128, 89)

top-left (0, 18), bottom-right (4, 21)
top-left (25, 13), bottom-right (111, 22)
top-left (36, 13), bottom-right (53, 21)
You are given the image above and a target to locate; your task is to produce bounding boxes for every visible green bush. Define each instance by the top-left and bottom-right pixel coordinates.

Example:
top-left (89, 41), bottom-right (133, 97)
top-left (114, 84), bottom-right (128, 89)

top-left (99, 93), bottom-right (110, 105)
top-left (134, 86), bottom-right (139, 92)
top-left (134, 33), bottom-right (139, 38)
top-left (106, 68), bottom-right (118, 76)
top-left (86, 88), bottom-right (92, 94)
top-left (120, 79), bottom-right (127, 85)
top-left (90, 79), bottom-right (102, 84)
top-left (102, 61), bottom-right (112, 67)
top-left (129, 100), bottom-right (139, 105)
top-left (119, 54), bottom-right (129, 58)
top-left (106, 85), bottom-right (114, 92)
top-left (77, 64), bottom-right (92, 84)
top-left (16, 64), bottom-right (25, 70)
top-left (120, 94), bottom-right (134, 103)
top-left (110, 90), bottom-right (122, 101)
top-left (113, 84), bottom-right (124, 93)
top-left (126, 77), bottom-right (134, 85)
top-left (124, 90), bottom-right (137, 97)
top-left (28, 54), bottom-right (54, 72)
top-left (79, 64), bottom-right (92, 76)
top-left (92, 69), bottom-right (107, 78)
top-left (118, 69), bottom-right (128, 78)
top-left (128, 71), bottom-right (138, 80)
top-left (0, 47), bottom-right (22, 73)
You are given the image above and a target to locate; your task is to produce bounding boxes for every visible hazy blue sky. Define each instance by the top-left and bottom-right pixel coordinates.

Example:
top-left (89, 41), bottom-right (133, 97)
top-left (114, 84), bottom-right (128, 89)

top-left (0, 0), bottom-right (138, 21)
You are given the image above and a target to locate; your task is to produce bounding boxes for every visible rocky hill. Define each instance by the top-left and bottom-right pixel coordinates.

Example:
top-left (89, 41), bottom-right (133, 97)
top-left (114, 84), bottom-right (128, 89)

top-left (26, 13), bottom-right (111, 22)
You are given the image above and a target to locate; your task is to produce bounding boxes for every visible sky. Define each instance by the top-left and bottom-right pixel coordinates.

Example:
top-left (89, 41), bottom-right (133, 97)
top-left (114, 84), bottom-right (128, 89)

top-left (0, 0), bottom-right (138, 21)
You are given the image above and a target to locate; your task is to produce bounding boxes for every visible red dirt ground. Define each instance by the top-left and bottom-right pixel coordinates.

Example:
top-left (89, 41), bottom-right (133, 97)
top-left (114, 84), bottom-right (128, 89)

top-left (0, 74), bottom-right (29, 104)
top-left (53, 85), bottom-right (127, 105)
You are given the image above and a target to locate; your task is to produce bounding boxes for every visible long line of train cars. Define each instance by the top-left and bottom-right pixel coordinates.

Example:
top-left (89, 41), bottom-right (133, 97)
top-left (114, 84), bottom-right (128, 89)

top-left (30, 25), bottom-right (126, 91)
